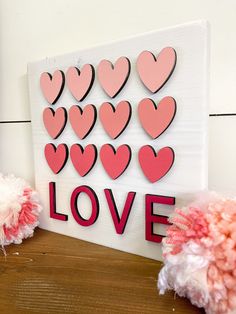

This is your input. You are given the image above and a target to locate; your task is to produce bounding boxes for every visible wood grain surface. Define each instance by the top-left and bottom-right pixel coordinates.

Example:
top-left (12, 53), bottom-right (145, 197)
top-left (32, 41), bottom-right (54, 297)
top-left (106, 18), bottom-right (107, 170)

top-left (0, 229), bottom-right (204, 314)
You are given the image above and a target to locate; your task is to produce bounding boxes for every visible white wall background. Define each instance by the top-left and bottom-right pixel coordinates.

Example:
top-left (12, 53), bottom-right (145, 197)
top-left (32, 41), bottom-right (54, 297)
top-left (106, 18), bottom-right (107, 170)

top-left (0, 0), bottom-right (236, 192)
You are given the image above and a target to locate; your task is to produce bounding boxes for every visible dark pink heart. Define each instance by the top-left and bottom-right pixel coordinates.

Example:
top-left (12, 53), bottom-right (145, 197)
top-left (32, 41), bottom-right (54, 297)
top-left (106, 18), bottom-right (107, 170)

top-left (138, 97), bottom-right (176, 139)
top-left (97, 57), bottom-right (130, 98)
top-left (100, 144), bottom-right (131, 179)
top-left (40, 70), bottom-right (65, 104)
top-left (99, 101), bottom-right (131, 139)
top-left (44, 143), bottom-right (68, 174)
top-left (137, 47), bottom-right (176, 93)
top-left (69, 104), bottom-right (97, 139)
top-left (66, 65), bottom-right (95, 101)
top-left (70, 144), bottom-right (97, 177)
top-left (138, 146), bottom-right (174, 182)
top-left (43, 107), bottom-right (67, 139)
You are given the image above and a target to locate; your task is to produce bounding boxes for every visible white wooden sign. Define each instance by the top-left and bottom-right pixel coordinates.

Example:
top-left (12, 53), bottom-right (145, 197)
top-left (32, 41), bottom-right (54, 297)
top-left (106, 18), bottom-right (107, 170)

top-left (28, 21), bottom-right (208, 260)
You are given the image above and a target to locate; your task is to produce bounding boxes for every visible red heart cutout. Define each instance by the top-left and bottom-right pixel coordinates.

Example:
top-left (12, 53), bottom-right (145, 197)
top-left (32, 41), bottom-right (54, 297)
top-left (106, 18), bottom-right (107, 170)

top-left (99, 101), bottom-right (131, 139)
top-left (97, 57), bottom-right (130, 98)
top-left (43, 107), bottom-right (67, 139)
top-left (138, 146), bottom-right (174, 182)
top-left (69, 105), bottom-right (97, 139)
top-left (100, 144), bottom-right (131, 179)
top-left (66, 65), bottom-right (95, 101)
top-left (137, 47), bottom-right (176, 93)
top-left (44, 143), bottom-right (68, 174)
top-left (138, 97), bottom-right (176, 139)
top-left (70, 144), bottom-right (97, 177)
top-left (40, 70), bottom-right (65, 104)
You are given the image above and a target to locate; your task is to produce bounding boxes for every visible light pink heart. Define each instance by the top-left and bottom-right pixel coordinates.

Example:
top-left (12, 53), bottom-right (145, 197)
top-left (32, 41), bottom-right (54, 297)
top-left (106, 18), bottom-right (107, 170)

top-left (40, 70), bottom-right (65, 104)
top-left (99, 101), bottom-right (131, 139)
top-left (43, 107), bottom-right (67, 139)
top-left (100, 144), bottom-right (131, 179)
top-left (70, 144), bottom-right (97, 177)
top-left (138, 146), bottom-right (174, 183)
top-left (137, 47), bottom-right (176, 93)
top-left (97, 57), bottom-right (130, 98)
top-left (44, 143), bottom-right (68, 174)
top-left (66, 65), bottom-right (94, 101)
top-left (138, 97), bottom-right (176, 139)
top-left (69, 105), bottom-right (97, 139)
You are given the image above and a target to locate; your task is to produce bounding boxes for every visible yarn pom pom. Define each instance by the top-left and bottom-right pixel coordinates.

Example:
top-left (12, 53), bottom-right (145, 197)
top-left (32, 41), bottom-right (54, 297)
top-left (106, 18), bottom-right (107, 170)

top-left (158, 192), bottom-right (236, 314)
top-left (0, 173), bottom-right (42, 248)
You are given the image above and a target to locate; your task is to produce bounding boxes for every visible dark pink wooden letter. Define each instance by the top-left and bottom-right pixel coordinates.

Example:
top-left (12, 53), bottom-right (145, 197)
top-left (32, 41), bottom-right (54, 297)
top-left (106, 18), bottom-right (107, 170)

top-left (49, 182), bottom-right (68, 221)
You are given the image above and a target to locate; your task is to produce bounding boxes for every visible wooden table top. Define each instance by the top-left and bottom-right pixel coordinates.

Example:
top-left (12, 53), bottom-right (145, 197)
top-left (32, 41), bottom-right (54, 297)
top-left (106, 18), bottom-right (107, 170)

top-left (0, 228), bottom-right (204, 314)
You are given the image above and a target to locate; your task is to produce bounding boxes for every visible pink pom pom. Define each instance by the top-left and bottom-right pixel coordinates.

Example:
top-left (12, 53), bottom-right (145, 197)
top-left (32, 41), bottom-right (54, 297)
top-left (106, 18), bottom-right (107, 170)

top-left (0, 174), bottom-right (42, 248)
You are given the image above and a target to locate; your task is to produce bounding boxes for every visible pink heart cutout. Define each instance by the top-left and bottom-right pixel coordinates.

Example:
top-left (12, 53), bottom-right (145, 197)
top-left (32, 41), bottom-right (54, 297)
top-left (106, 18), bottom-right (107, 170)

top-left (138, 146), bottom-right (174, 182)
top-left (40, 70), bottom-right (65, 104)
top-left (44, 143), bottom-right (68, 174)
top-left (100, 144), bottom-right (131, 179)
top-left (138, 97), bottom-right (176, 139)
top-left (137, 47), bottom-right (176, 93)
top-left (97, 57), bottom-right (130, 98)
top-left (66, 65), bottom-right (95, 101)
top-left (69, 105), bottom-right (97, 139)
top-left (43, 107), bottom-right (67, 139)
top-left (70, 144), bottom-right (97, 177)
top-left (99, 101), bottom-right (131, 139)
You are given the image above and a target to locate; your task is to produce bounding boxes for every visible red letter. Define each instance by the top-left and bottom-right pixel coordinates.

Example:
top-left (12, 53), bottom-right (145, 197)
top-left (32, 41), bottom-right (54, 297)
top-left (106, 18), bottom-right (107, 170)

top-left (104, 189), bottom-right (136, 234)
top-left (71, 185), bottom-right (99, 226)
top-left (145, 194), bottom-right (175, 243)
top-left (49, 182), bottom-right (68, 221)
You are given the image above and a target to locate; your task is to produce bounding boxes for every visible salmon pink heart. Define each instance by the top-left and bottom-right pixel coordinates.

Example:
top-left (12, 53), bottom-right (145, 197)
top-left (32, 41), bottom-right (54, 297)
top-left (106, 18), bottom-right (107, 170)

top-left (66, 65), bottom-right (95, 101)
top-left (97, 57), bottom-right (130, 98)
top-left (70, 144), bottom-right (97, 177)
top-left (44, 143), bottom-right (69, 174)
top-left (69, 104), bottom-right (97, 139)
top-left (100, 144), bottom-right (131, 179)
top-left (137, 47), bottom-right (176, 93)
top-left (43, 107), bottom-right (67, 139)
top-left (138, 146), bottom-right (174, 182)
top-left (40, 70), bottom-right (65, 104)
top-left (99, 101), bottom-right (131, 139)
top-left (138, 97), bottom-right (176, 139)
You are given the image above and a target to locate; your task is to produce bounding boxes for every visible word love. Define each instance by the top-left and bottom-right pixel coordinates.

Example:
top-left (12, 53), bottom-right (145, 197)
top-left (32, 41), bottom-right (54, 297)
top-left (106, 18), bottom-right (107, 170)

top-left (44, 143), bottom-right (175, 182)
top-left (43, 97), bottom-right (177, 140)
top-left (49, 182), bottom-right (175, 243)
top-left (40, 47), bottom-right (177, 104)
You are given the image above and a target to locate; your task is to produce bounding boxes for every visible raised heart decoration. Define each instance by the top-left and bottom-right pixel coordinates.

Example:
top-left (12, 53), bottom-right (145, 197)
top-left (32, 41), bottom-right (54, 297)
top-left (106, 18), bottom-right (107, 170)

top-left (70, 144), bottom-right (97, 177)
top-left (99, 101), bottom-right (131, 139)
top-left (66, 65), bottom-right (95, 101)
top-left (69, 104), bottom-right (97, 139)
top-left (138, 97), bottom-right (176, 139)
top-left (97, 57), bottom-right (130, 98)
top-left (40, 70), bottom-right (65, 104)
top-left (43, 107), bottom-right (67, 139)
top-left (137, 47), bottom-right (176, 93)
top-left (44, 143), bottom-right (69, 174)
top-left (138, 146), bottom-right (174, 182)
top-left (100, 144), bottom-right (131, 179)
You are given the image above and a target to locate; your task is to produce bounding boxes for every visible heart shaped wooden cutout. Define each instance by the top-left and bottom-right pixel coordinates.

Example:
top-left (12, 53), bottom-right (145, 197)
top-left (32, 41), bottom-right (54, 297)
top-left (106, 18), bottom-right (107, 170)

top-left (69, 104), bottom-right (97, 139)
top-left (138, 146), bottom-right (174, 182)
top-left (98, 57), bottom-right (130, 98)
top-left (99, 101), bottom-right (131, 139)
top-left (44, 143), bottom-right (69, 174)
top-left (100, 144), bottom-right (131, 179)
top-left (43, 107), bottom-right (67, 139)
top-left (66, 65), bottom-right (95, 101)
top-left (137, 47), bottom-right (176, 93)
top-left (138, 97), bottom-right (176, 139)
top-left (40, 70), bottom-right (65, 104)
top-left (70, 144), bottom-right (97, 177)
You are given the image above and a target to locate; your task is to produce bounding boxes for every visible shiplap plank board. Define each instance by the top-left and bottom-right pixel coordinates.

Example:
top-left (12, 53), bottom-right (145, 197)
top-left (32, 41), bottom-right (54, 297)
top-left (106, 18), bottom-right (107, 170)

top-left (0, 123), bottom-right (34, 184)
